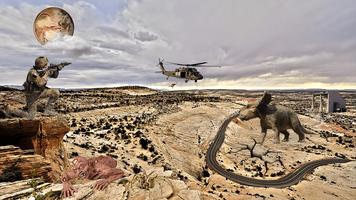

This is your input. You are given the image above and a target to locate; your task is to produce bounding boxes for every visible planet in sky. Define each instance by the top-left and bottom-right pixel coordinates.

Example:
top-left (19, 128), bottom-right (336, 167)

top-left (33, 7), bottom-right (74, 45)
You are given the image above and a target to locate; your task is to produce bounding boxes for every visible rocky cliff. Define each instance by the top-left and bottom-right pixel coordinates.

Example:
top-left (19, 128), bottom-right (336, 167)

top-left (0, 117), bottom-right (69, 181)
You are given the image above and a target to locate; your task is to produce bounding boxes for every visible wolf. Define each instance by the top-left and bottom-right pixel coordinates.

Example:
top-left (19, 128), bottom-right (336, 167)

top-left (238, 92), bottom-right (315, 143)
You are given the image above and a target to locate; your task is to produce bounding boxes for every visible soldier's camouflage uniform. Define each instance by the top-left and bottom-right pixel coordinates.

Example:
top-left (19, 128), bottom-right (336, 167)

top-left (23, 57), bottom-right (60, 118)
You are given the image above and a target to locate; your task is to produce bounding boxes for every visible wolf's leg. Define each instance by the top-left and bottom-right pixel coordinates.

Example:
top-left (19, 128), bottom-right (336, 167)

top-left (295, 127), bottom-right (305, 142)
top-left (260, 128), bottom-right (267, 144)
top-left (290, 114), bottom-right (306, 142)
top-left (281, 130), bottom-right (290, 142)
top-left (272, 128), bottom-right (280, 144)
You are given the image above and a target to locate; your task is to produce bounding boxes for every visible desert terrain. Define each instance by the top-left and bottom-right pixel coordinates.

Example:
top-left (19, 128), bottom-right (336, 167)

top-left (0, 86), bottom-right (355, 200)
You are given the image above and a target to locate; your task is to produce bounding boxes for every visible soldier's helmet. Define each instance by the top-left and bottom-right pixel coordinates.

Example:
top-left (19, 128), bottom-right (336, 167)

top-left (34, 56), bottom-right (48, 69)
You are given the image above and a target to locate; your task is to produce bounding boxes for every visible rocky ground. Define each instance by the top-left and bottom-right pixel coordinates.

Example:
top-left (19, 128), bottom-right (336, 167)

top-left (0, 87), bottom-right (355, 200)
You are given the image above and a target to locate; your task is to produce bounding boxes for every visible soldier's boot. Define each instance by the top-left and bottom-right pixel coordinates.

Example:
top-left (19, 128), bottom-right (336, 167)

top-left (3, 105), bottom-right (29, 118)
top-left (0, 105), bottom-right (10, 118)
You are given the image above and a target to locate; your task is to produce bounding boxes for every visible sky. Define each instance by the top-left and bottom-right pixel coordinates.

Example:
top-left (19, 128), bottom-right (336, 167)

top-left (0, 0), bottom-right (355, 90)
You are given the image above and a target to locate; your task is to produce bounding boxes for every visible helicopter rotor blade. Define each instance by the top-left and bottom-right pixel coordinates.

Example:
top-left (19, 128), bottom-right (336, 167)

top-left (194, 64), bottom-right (221, 68)
top-left (167, 61), bottom-right (208, 66)
top-left (166, 62), bottom-right (186, 66)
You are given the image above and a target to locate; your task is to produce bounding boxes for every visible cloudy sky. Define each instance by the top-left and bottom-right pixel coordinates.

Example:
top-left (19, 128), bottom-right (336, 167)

top-left (0, 0), bottom-right (355, 89)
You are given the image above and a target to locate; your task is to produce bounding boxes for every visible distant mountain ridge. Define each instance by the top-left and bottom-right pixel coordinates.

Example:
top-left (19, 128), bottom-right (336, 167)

top-left (0, 85), bottom-right (355, 92)
top-left (0, 85), bottom-right (23, 91)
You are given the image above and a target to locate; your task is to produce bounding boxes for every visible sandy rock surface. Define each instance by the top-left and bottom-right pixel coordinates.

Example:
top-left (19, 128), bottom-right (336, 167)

top-left (0, 87), bottom-right (355, 199)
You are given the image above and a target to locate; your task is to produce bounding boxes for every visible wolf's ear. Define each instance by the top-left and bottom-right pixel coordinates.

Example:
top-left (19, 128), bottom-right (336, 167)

top-left (257, 91), bottom-right (272, 106)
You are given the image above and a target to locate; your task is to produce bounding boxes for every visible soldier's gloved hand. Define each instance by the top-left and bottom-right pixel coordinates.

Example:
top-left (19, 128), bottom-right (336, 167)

top-left (57, 64), bottom-right (64, 71)
top-left (58, 62), bottom-right (71, 70)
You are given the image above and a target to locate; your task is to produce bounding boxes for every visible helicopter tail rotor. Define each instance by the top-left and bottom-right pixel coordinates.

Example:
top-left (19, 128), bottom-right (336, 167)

top-left (157, 58), bottom-right (166, 72)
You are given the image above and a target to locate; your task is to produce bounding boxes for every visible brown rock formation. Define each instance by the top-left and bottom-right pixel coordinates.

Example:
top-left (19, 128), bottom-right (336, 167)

top-left (0, 146), bottom-right (51, 181)
top-left (0, 117), bottom-right (70, 181)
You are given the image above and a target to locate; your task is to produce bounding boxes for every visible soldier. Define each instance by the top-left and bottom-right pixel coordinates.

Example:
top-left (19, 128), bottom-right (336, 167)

top-left (23, 56), bottom-right (70, 118)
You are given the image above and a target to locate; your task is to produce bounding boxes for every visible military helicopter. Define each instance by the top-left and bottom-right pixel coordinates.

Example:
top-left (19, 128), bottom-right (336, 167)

top-left (157, 58), bottom-right (221, 82)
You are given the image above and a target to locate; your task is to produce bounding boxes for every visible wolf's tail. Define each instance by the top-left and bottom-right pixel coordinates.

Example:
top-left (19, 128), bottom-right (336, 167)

top-left (301, 126), bottom-right (318, 134)
top-left (291, 114), bottom-right (317, 135)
